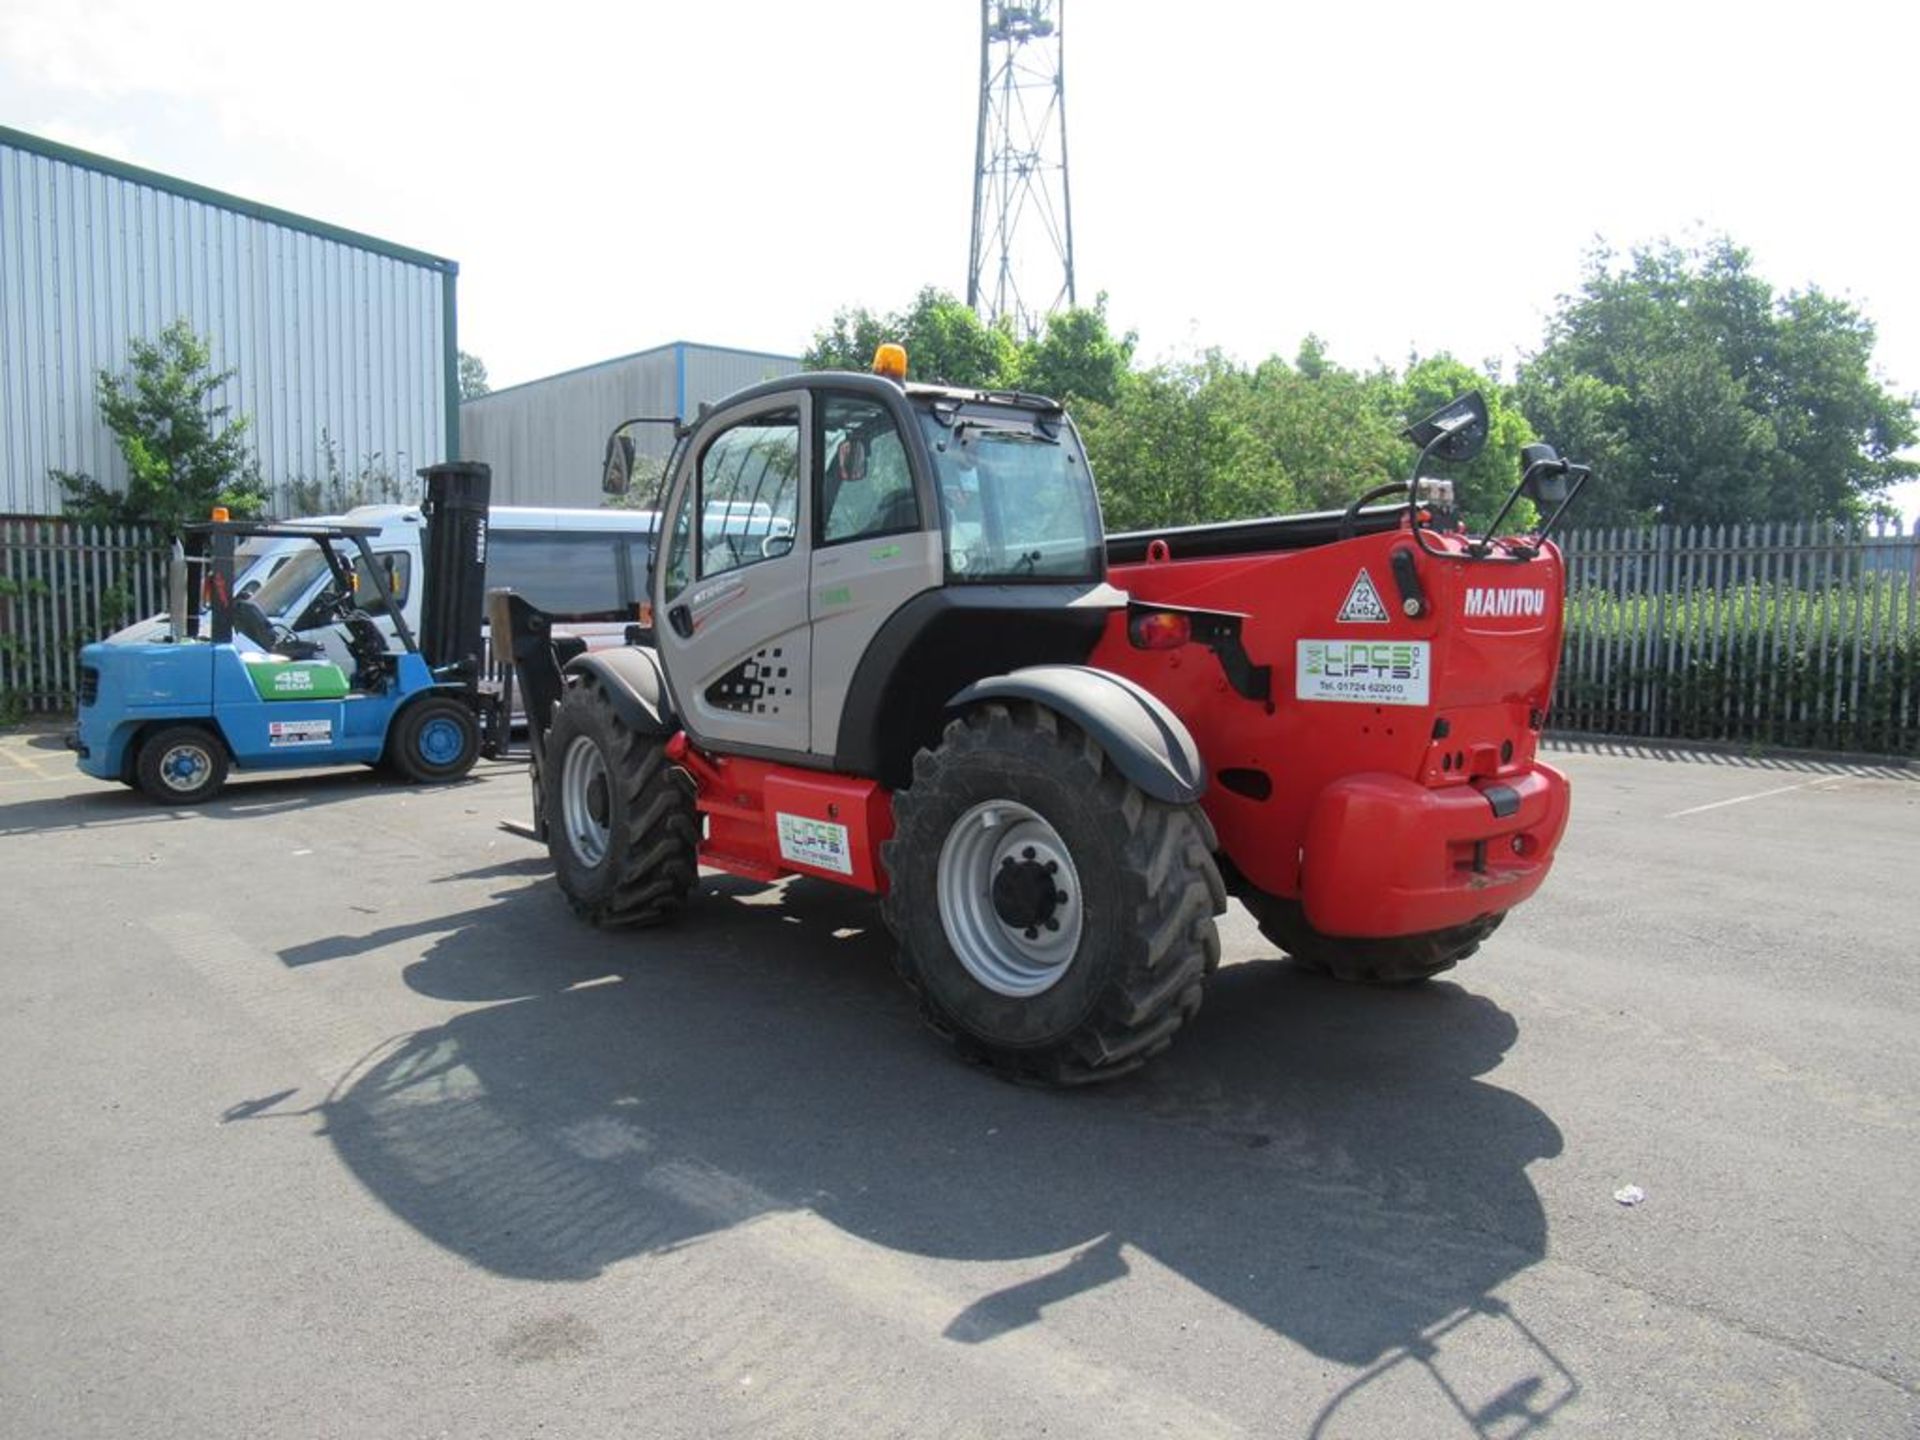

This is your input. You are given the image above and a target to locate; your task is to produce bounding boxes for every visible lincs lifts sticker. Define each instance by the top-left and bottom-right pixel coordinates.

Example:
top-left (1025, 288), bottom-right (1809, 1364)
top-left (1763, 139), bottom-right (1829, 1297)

top-left (267, 719), bottom-right (333, 747)
top-left (1336, 568), bottom-right (1390, 623)
top-left (776, 813), bottom-right (854, 875)
top-left (1296, 639), bottom-right (1431, 705)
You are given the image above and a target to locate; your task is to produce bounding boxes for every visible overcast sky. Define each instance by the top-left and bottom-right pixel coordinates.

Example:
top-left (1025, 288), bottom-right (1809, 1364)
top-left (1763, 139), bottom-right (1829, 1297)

top-left (4, 0), bottom-right (1916, 520)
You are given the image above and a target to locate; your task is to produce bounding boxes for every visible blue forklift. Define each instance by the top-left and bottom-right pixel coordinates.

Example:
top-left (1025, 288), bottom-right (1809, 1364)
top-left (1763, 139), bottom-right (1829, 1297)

top-left (68, 462), bottom-right (500, 804)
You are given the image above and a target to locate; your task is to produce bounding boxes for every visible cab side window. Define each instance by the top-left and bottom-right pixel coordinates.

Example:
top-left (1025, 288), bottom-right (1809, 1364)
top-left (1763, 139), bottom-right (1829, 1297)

top-left (351, 551), bottom-right (411, 615)
top-left (698, 408), bottom-right (802, 578)
top-left (818, 394), bottom-right (917, 546)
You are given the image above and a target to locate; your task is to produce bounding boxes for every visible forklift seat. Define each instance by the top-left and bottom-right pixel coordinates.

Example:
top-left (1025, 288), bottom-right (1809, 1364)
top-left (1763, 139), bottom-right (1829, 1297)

top-left (234, 597), bottom-right (324, 661)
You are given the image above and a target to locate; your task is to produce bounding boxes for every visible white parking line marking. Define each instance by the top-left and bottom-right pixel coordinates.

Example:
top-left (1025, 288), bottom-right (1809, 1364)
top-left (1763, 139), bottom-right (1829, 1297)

top-left (1665, 778), bottom-right (1837, 818)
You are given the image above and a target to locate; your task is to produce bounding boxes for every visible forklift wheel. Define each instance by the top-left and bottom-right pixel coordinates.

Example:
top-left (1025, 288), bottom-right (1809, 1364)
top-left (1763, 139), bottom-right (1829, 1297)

top-left (882, 701), bottom-right (1225, 1085)
top-left (135, 725), bottom-right (230, 805)
top-left (387, 696), bottom-right (480, 785)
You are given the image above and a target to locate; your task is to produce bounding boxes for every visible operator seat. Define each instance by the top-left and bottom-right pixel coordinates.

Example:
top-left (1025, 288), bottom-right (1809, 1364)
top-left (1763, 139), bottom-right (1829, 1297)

top-left (340, 609), bottom-right (394, 692)
top-left (869, 486), bottom-right (920, 534)
top-left (233, 597), bottom-right (323, 659)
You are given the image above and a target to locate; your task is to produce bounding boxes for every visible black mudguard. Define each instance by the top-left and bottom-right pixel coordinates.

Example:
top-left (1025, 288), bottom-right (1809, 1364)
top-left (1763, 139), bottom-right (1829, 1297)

top-left (565, 646), bottom-right (678, 737)
top-left (948, 664), bottom-right (1205, 805)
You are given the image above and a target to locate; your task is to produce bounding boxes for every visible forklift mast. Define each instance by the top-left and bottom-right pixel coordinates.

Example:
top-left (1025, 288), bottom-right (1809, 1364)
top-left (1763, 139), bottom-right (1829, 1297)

top-left (418, 461), bottom-right (494, 682)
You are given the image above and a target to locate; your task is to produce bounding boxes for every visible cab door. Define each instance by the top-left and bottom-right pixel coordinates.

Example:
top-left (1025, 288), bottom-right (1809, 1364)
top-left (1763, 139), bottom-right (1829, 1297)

top-left (807, 389), bottom-right (944, 753)
top-left (653, 395), bottom-right (813, 756)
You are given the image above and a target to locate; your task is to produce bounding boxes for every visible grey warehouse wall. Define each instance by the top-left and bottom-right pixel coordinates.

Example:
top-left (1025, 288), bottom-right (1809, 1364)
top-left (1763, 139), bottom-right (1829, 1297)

top-left (460, 342), bottom-right (801, 508)
top-left (0, 126), bottom-right (456, 518)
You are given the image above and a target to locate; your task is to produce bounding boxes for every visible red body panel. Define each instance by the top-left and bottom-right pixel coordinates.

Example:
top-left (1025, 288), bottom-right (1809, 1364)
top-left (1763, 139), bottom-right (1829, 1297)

top-left (666, 735), bottom-right (895, 894)
top-left (1096, 521), bottom-right (1571, 938)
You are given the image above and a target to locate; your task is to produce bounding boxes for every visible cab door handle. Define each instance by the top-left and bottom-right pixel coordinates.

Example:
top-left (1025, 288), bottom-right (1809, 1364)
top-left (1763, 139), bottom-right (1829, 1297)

top-left (667, 603), bottom-right (693, 639)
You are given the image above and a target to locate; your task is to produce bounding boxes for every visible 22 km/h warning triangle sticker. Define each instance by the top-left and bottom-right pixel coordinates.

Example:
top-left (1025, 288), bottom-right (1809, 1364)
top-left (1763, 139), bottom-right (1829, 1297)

top-left (1337, 567), bottom-right (1391, 623)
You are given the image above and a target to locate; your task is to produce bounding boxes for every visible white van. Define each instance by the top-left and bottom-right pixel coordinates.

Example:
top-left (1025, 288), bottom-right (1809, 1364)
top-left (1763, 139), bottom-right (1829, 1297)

top-left (110, 504), bottom-right (661, 672)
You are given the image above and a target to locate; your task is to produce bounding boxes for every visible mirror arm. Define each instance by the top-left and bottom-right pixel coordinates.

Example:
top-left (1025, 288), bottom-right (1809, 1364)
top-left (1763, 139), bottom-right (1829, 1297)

top-left (1531, 464), bottom-right (1590, 547)
top-left (1476, 462), bottom-right (1542, 551)
top-left (1407, 435), bottom-right (1457, 559)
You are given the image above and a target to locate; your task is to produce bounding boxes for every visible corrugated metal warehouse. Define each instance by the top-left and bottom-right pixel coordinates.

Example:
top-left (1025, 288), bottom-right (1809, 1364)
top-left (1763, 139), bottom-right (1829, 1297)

top-left (461, 342), bottom-right (801, 507)
top-left (0, 125), bottom-right (456, 517)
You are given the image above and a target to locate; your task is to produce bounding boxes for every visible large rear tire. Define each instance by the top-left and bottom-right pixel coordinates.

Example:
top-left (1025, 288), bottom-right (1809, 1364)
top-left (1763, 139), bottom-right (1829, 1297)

top-left (546, 672), bottom-right (697, 928)
top-left (135, 724), bottom-right (229, 805)
top-left (883, 702), bottom-right (1225, 1085)
top-left (1241, 889), bottom-right (1502, 985)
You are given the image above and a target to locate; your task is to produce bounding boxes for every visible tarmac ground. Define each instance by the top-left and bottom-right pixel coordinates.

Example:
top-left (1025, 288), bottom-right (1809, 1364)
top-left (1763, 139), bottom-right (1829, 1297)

top-left (1, 727), bottom-right (1914, 1438)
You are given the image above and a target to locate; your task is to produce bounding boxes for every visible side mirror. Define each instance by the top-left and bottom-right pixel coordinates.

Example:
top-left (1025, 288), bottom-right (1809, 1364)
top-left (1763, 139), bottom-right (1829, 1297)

top-left (1520, 442), bottom-right (1571, 506)
top-left (1405, 392), bottom-right (1490, 465)
top-left (602, 431), bottom-right (637, 496)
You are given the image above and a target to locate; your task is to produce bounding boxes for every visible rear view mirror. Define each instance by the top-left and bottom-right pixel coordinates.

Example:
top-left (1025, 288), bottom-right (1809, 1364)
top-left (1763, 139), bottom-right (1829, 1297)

top-left (1520, 443), bottom-right (1572, 505)
top-left (1405, 392), bottom-right (1490, 465)
top-left (603, 431), bottom-right (637, 496)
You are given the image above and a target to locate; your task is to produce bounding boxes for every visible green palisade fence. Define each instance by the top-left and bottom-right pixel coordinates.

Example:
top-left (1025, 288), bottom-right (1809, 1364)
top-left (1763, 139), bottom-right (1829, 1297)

top-left (0, 517), bottom-right (168, 718)
top-left (1554, 519), bottom-right (1920, 755)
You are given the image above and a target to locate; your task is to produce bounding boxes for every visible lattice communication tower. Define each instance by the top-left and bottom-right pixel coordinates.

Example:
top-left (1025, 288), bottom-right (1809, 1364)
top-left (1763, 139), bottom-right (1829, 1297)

top-left (967, 2), bottom-right (1075, 337)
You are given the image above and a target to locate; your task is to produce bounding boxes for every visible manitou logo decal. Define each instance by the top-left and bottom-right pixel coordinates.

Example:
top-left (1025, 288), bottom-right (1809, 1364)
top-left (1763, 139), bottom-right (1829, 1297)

top-left (1464, 586), bottom-right (1549, 619)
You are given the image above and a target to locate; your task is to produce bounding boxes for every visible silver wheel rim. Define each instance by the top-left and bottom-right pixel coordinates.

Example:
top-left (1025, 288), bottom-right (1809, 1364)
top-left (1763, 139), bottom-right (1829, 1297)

top-left (158, 742), bottom-right (212, 793)
top-left (560, 735), bottom-right (612, 867)
top-left (936, 799), bottom-right (1084, 997)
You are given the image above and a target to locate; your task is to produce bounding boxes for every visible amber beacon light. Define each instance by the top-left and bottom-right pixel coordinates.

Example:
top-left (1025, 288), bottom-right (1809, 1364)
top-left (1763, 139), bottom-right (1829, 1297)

top-left (871, 343), bottom-right (908, 381)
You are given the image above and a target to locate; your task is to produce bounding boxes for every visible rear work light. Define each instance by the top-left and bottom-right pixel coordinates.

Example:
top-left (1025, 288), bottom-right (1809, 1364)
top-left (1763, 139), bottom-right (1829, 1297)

top-left (1128, 609), bottom-right (1192, 650)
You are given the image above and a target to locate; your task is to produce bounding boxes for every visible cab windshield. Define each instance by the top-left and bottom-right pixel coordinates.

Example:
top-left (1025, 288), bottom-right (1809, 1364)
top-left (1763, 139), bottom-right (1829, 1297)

top-left (915, 408), bottom-right (1102, 582)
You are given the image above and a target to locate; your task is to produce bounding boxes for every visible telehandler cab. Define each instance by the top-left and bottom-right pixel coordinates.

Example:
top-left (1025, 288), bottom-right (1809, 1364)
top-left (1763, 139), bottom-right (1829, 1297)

top-left (494, 345), bottom-right (1588, 1083)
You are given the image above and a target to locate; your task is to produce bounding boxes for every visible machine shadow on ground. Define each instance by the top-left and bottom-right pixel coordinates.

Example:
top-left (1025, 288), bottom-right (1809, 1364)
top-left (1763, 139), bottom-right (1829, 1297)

top-left (312, 869), bottom-right (1564, 1378)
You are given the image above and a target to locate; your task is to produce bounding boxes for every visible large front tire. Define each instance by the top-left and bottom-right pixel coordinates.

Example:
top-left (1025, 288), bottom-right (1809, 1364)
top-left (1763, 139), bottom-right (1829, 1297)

top-left (1241, 890), bottom-right (1502, 985)
top-left (386, 695), bottom-right (480, 784)
top-left (882, 703), bottom-right (1225, 1085)
top-left (545, 672), bottom-right (697, 928)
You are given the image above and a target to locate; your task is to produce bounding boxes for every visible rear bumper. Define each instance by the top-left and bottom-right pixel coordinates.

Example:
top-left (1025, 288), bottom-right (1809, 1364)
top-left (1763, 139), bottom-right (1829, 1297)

top-left (1301, 763), bottom-right (1571, 937)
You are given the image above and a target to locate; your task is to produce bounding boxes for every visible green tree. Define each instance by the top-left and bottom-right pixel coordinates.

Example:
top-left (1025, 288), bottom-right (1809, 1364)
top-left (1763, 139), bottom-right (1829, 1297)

top-left (1232, 346), bottom-right (1404, 512)
top-left (1075, 353), bottom-right (1270, 531)
top-left (458, 350), bottom-right (491, 400)
top-left (1517, 237), bottom-right (1918, 525)
top-left (804, 287), bottom-right (1018, 389)
top-left (1016, 297), bottom-right (1134, 407)
top-left (54, 319), bottom-right (266, 529)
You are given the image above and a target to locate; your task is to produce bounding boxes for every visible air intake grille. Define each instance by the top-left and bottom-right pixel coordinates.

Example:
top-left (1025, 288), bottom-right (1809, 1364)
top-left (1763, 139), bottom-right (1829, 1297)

top-left (78, 666), bottom-right (99, 707)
